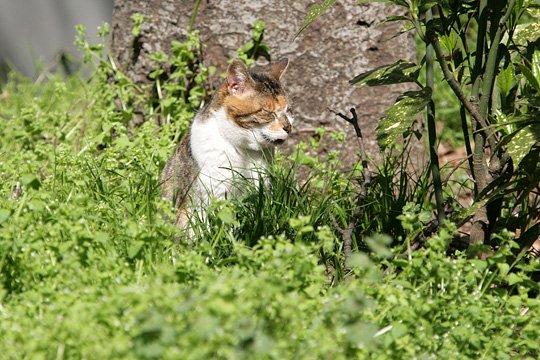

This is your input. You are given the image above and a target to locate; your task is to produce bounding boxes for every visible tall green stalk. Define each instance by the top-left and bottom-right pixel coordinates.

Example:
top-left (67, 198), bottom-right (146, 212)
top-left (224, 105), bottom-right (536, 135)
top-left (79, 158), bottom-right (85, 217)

top-left (189, 0), bottom-right (202, 32)
top-left (425, 8), bottom-right (445, 224)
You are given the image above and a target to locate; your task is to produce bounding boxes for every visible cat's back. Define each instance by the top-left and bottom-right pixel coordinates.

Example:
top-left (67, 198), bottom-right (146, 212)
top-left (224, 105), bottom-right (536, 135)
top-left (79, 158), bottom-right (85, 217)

top-left (160, 133), bottom-right (198, 206)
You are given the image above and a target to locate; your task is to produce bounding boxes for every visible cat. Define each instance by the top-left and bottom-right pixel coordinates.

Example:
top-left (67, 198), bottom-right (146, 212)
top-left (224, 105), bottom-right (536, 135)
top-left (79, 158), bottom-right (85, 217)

top-left (161, 58), bottom-right (293, 230)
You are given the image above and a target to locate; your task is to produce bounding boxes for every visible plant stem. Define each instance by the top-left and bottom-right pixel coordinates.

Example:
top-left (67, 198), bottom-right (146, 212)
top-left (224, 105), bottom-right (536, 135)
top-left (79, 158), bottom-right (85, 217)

top-left (452, 18), bottom-right (475, 178)
top-left (465, 0), bottom-right (491, 246)
top-left (460, 107), bottom-right (475, 179)
top-left (469, 139), bottom-right (490, 246)
top-left (471, 0), bottom-right (489, 88)
top-left (470, 0), bottom-right (516, 245)
top-left (425, 8), bottom-right (445, 224)
top-left (189, 0), bottom-right (202, 32)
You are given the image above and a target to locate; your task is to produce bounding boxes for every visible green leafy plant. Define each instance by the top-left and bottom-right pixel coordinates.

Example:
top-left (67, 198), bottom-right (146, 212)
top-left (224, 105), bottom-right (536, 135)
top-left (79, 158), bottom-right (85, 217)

top-left (299, 0), bottom-right (540, 252)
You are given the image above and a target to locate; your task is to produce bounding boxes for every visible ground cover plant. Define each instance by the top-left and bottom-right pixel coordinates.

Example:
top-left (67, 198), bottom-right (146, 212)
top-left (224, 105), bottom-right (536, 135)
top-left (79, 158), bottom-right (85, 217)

top-left (0, 3), bottom-right (539, 359)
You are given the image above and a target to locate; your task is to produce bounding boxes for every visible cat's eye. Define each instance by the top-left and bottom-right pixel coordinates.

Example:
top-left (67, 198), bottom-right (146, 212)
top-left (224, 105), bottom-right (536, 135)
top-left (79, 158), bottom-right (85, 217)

top-left (261, 109), bottom-right (278, 119)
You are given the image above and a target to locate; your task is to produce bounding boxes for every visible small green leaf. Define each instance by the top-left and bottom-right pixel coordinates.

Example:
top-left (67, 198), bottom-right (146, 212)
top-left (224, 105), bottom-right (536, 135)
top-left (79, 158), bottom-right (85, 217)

top-left (419, 1), bottom-right (439, 12)
top-left (253, 331), bottom-right (275, 355)
top-left (296, 0), bottom-right (336, 38)
top-left (21, 174), bottom-right (41, 190)
top-left (469, 260), bottom-right (488, 272)
top-left (345, 322), bottom-right (378, 347)
top-left (94, 231), bottom-right (109, 244)
top-left (130, 13), bottom-right (144, 37)
top-left (252, 20), bottom-right (266, 39)
top-left (0, 209), bottom-right (11, 224)
top-left (347, 253), bottom-right (374, 269)
top-left (494, 109), bottom-right (514, 135)
top-left (506, 123), bottom-right (540, 167)
top-left (393, 258), bottom-right (410, 268)
top-left (365, 234), bottom-right (393, 258)
top-left (294, 152), bottom-right (317, 167)
top-left (391, 323), bottom-right (408, 339)
top-left (128, 241), bottom-right (144, 259)
top-left (115, 135), bottom-right (131, 148)
top-left (376, 87), bottom-right (432, 149)
top-left (514, 22), bottom-right (540, 45)
top-left (28, 199), bottom-right (46, 211)
top-left (497, 64), bottom-right (515, 100)
top-left (350, 60), bottom-right (420, 87)
top-left (289, 215), bottom-right (312, 232)
top-left (507, 273), bottom-right (523, 285)
top-left (527, 8), bottom-right (540, 18)
top-left (533, 50), bottom-right (540, 84)
top-left (497, 263), bottom-right (510, 277)
top-left (507, 295), bottom-right (522, 307)
top-left (217, 206), bottom-right (235, 224)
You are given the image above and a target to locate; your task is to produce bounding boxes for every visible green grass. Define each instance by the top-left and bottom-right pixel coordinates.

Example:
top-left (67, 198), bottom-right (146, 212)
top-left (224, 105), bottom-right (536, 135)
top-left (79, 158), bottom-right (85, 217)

top-left (0, 31), bottom-right (538, 358)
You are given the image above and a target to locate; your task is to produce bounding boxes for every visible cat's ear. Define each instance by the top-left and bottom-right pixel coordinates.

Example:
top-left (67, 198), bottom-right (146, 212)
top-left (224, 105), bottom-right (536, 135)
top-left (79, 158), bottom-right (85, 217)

top-left (268, 58), bottom-right (289, 80)
top-left (226, 60), bottom-right (253, 95)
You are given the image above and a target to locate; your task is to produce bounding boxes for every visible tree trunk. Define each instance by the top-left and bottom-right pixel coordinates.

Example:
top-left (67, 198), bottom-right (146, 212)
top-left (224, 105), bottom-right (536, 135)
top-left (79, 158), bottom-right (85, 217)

top-left (111, 0), bottom-right (418, 164)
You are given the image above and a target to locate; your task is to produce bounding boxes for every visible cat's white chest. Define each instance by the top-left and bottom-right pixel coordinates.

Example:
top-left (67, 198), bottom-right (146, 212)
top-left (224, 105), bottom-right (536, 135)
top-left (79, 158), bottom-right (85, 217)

top-left (190, 109), bottom-right (268, 202)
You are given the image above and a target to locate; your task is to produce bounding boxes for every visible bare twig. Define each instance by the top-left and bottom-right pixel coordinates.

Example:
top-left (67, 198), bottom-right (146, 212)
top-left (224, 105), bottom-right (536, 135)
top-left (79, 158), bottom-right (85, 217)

top-left (429, 36), bottom-right (487, 133)
top-left (330, 107), bottom-right (372, 268)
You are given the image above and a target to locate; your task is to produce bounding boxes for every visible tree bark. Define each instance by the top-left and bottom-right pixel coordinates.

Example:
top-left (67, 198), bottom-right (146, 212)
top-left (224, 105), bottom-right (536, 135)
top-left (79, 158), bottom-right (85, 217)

top-left (111, 0), bottom-right (418, 164)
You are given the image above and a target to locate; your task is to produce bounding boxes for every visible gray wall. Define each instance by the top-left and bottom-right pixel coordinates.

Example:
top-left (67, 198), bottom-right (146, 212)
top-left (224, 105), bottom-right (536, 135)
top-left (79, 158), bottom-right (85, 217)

top-left (0, 0), bottom-right (112, 79)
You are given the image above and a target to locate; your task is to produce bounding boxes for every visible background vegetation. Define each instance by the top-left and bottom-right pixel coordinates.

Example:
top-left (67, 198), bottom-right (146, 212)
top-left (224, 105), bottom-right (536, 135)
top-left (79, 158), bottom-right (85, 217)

top-left (1, 1), bottom-right (539, 358)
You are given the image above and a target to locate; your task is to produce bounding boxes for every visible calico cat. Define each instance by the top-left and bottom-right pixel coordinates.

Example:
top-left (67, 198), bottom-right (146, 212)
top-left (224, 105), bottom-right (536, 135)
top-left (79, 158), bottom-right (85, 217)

top-left (161, 58), bottom-right (293, 229)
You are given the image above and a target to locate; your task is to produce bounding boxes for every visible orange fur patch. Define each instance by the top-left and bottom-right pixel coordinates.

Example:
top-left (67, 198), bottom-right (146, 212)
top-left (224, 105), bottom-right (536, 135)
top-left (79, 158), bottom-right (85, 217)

top-left (222, 91), bottom-right (289, 128)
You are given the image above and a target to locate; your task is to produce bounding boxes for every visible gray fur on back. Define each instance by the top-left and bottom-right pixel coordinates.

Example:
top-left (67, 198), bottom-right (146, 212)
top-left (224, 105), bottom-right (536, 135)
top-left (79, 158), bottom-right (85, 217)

top-left (160, 134), bottom-right (198, 209)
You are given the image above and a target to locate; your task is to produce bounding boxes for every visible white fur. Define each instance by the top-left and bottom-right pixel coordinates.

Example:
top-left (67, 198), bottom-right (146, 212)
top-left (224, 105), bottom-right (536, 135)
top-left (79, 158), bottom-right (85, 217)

top-left (190, 108), bottom-right (289, 205)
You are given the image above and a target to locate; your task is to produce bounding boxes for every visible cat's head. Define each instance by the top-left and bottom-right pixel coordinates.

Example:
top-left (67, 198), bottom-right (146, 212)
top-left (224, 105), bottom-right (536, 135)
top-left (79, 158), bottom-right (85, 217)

top-left (218, 58), bottom-right (294, 151)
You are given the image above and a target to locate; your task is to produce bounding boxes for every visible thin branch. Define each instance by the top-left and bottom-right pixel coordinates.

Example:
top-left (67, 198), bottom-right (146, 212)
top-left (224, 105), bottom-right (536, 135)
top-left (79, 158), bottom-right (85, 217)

top-left (330, 107), bottom-right (362, 138)
top-left (429, 35), bottom-right (486, 131)
top-left (330, 107), bottom-right (372, 268)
